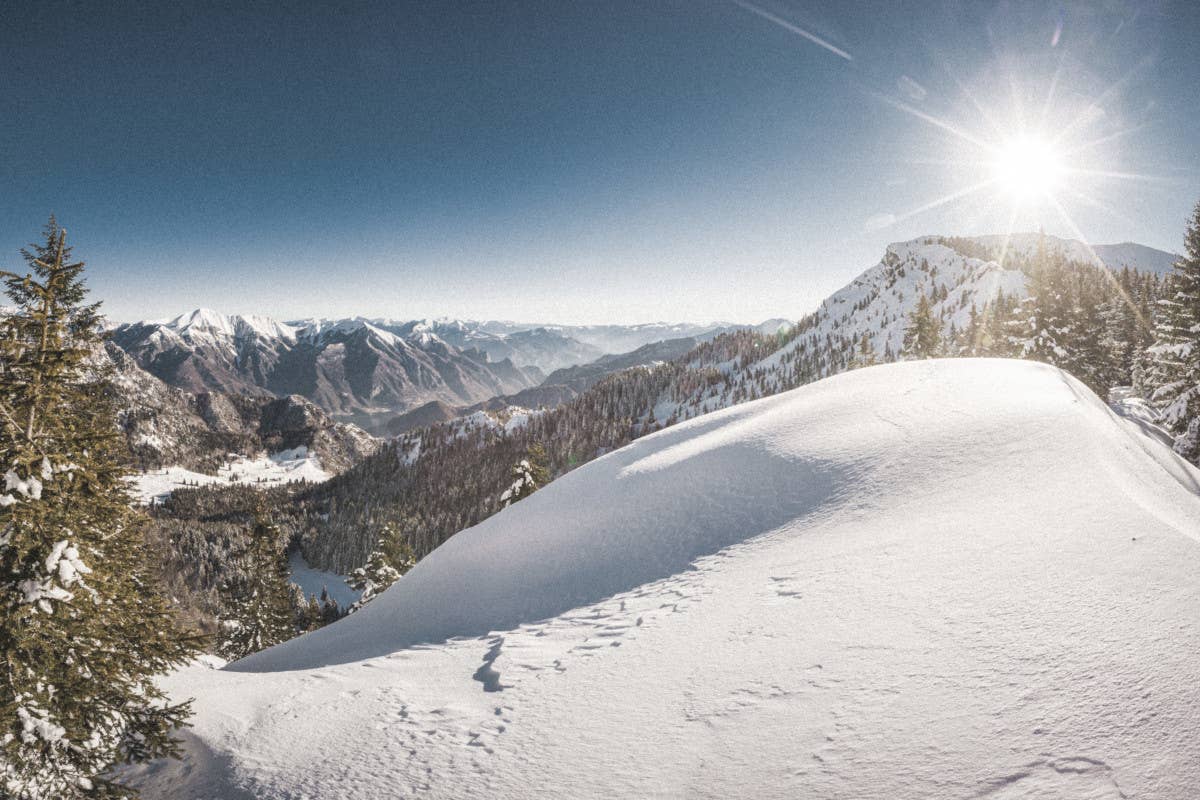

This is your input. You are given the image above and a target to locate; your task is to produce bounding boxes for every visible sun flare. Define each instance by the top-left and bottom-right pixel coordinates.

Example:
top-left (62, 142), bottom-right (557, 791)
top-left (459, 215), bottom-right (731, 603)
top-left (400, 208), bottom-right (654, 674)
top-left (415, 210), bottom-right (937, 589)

top-left (990, 135), bottom-right (1063, 203)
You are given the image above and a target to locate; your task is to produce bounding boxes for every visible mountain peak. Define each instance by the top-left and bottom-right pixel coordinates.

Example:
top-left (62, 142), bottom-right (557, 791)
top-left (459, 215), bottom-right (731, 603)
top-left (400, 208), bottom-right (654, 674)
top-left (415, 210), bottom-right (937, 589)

top-left (164, 308), bottom-right (297, 342)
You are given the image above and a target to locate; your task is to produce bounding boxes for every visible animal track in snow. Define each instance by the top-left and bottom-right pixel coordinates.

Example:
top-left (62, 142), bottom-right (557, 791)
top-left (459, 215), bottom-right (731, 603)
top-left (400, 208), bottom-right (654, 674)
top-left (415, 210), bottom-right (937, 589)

top-left (472, 637), bottom-right (507, 692)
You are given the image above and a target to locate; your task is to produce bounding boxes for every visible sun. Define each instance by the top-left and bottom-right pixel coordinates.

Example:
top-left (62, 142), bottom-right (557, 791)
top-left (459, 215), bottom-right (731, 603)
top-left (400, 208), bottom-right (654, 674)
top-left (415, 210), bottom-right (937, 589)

top-left (990, 135), bottom-right (1063, 204)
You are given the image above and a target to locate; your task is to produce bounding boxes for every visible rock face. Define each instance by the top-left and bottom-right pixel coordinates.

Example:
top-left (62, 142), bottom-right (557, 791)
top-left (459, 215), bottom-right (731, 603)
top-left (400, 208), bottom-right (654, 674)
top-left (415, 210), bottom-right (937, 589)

top-left (106, 342), bottom-right (378, 473)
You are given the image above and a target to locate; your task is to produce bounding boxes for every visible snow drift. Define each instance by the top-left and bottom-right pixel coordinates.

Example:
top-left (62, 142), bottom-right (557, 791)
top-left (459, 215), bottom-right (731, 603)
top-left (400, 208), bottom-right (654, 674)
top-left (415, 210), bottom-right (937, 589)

top-left (134, 359), bottom-right (1200, 799)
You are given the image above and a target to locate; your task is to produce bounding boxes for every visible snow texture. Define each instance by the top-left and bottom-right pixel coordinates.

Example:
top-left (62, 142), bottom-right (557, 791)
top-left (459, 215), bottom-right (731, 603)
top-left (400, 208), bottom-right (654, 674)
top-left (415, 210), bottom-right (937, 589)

top-left (130, 359), bottom-right (1200, 799)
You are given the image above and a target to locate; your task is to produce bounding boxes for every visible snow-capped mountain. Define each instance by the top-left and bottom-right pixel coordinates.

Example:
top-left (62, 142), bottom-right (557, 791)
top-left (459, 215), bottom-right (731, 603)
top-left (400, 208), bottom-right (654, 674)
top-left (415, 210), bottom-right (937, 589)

top-left (393, 319), bottom-right (605, 372)
top-left (110, 312), bottom-right (790, 430)
top-left (763, 236), bottom-right (1025, 370)
top-left (111, 310), bottom-right (544, 430)
top-left (130, 359), bottom-right (1200, 798)
top-left (111, 308), bottom-right (296, 398)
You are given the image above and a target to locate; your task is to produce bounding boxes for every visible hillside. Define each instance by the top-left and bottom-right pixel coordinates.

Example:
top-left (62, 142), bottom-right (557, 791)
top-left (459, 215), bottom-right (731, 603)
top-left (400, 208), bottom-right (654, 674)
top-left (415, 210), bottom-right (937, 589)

top-left (107, 342), bottom-right (378, 475)
top-left (383, 337), bottom-right (702, 434)
top-left (132, 360), bottom-right (1200, 799)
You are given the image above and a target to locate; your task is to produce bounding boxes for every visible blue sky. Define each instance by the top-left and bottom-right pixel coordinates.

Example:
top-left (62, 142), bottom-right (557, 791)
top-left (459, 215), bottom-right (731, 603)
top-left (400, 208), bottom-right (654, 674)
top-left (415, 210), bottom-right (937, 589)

top-left (2, 1), bottom-right (1198, 324)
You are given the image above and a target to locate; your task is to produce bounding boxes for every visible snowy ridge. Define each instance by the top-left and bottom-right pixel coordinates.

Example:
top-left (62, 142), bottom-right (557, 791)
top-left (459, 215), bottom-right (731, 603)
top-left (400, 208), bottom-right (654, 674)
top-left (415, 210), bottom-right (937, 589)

top-left (625, 233), bottom-right (1175, 430)
top-left (638, 237), bottom-right (1028, 425)
top-left (969, 232), bottom-right (1180, 276)
top-left (133, 360), bottom-right (1200, 798)
top-left (801, 237), bottom-right (1026, 357)
top-left (164, 307), bottom-right (298, 344)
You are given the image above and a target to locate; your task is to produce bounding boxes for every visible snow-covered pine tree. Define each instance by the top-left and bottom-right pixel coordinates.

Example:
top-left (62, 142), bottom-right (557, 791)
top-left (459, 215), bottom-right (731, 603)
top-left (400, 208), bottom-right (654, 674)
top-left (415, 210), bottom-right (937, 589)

top-left (0, 219), bottom-right (199, 799)
top-left (499, 443), bottom-right (551, 507)
top-left (1011, 237), bottom-right (1075, 366)
top-left (1147, 200), bottom-right (1200, 462)
top-left (216, 515), bottom-right (294, 661)
top-left (902, 291), bottom-right (940, 359)
top-left (976, 292), bottom-right (1019, 357)
top-left (290, 583), bottom-right (324, 634)
top-left (302, 592), bottom-right (324, 632)
top-left (1068, 266), bottom-right (1115, 393)
top-left (346, 523), bottom-right (415, 613)
top-left (319, 586), bottom-right (342, 625)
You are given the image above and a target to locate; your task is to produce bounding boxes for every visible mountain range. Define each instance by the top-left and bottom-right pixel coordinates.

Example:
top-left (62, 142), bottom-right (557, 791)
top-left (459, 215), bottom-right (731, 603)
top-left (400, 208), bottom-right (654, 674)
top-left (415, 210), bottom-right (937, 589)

top-left (105, 232), bottom-right (1175, 449)
top-left (107, 312), bottom-right (777, 432)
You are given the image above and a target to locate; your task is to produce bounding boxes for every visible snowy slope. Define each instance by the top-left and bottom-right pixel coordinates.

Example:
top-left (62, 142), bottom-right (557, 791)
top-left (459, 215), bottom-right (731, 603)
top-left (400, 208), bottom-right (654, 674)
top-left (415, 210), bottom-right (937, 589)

top-left (968, 233), bottom-right (1179, 275)
top-left (127, 446), bottom-right (331, 503)
top-left (640, 237), bottom-right (1029, 425)
top-left (626, 234), bottom-right (1174, 430)
top-left (131, 359), bottom-right (1200, 799)
top-left (286, 550), bottom-right (361, 608)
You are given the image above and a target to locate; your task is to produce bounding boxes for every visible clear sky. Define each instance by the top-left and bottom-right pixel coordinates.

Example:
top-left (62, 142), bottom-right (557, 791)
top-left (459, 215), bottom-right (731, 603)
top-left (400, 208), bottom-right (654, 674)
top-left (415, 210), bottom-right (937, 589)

top-left (2, 1), bottom-right (1198, 324)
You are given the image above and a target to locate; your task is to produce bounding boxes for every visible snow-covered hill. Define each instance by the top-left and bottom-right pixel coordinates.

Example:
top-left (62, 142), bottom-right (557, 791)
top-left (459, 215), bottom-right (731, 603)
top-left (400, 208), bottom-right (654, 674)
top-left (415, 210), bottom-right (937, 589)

top-left (970, 232), bottom-right (1179, 275)
top-left (132, 359), bottom-right (1200, 799)
top-left (648, 233), bottom-right (1172, 426)
top-left (795, 236), bottom-right (1026, 359)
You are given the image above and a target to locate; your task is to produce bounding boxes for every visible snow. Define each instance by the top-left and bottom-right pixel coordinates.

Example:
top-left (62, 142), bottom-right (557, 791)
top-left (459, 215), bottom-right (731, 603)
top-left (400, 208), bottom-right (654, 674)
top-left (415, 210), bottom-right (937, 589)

top-left (755, 238), bottom-right (1027, 385)
top-left (129, 359), bottom-right (1200, 799)
top-left (438, 405), bottom-right (543, 442)
top-left (126, 448), bottom-right (331, 503)
top-left (287, 549), bottom-right (362, 608)
top-left (165, 308), bottom-right (298, 343)
top-left (969, 233), bottom-right (1179, 276)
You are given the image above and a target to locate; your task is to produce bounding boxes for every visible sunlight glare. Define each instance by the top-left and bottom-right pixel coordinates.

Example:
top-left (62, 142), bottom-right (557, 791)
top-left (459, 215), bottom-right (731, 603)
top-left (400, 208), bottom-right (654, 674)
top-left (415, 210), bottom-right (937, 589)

top-left (990, 135), bottom-right (1062, 203)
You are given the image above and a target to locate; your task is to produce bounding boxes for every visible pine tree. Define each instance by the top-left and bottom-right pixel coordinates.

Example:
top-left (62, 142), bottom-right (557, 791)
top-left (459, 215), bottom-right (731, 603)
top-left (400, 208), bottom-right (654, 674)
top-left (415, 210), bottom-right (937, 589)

top-left (216, 515), bottom-right (294, 661)
top-left (902, 292), bottom-right (941, 359)
top-left (1069, 268), bottom-right (1115, 393)
top-left (318, 586), bottom-right (342, 625)
top-left (303, 593), bottom-right (324, 632)
top-left (0, 219), bottom-right (199, 798)
top-left (499, 443), bottom-right (551, 507)
top-left (290, 584), bottom-right (325, 634)
top-left (1147, 200), bottom-right (1200, 462)
top-left (1012, 239), bottom-right (1075, 366)
top-left (850, 332), bottom-right (875, 369)
top-left (346, 523), bottom-right (415, 613)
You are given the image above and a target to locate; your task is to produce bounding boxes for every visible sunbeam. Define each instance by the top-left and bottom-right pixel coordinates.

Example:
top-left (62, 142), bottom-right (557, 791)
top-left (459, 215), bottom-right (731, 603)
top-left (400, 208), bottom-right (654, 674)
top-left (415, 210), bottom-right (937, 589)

top-left (870, 92), bottom-right (996, 151)
top-left (1046, 193), bottom-right (1155, 336)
